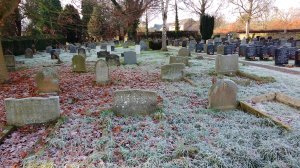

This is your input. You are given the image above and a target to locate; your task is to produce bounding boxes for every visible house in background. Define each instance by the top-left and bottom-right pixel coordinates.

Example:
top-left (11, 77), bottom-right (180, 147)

top-left (168, 18), bottom-right (199, 31)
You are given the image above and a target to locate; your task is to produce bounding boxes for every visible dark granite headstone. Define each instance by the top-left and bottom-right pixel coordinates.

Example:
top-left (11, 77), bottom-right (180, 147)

top-left (246, 46), bottom-right (256, 60)
top-left (239, 45), bottom-right (247, 57)
top-left (182, 41), bottom-right (187, 47)
top-left (69, 45), bottom-right (77, 53)
top-left (287, 47), bottom-right (297, 59)
top-left (295, 50), bottom-right (300, 67)
top-left (207, 44), bottom-right (214, 55)
top-left (267, 45), bottom-right (276, 57)
top-left (106, 54), bottom-right (120, 66)
top-left (224, 45), bottom-right (233, 55)
top-left (97, 51), bottom-right (110, 58)
top-left (275, 47), bottom-right (289, 66)
top-left (195, 43), bottom-right (204, 53)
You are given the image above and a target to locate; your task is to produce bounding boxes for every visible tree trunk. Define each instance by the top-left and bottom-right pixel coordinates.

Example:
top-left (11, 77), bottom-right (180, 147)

top-left (0, 35), bottom-right (9, 83)
top-left (161, 0), bottom-right (168, 51)
top-left (245, 19), bottom-right (250, 38)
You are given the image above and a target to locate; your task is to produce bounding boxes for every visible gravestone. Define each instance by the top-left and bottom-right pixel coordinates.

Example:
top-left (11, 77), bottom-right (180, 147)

top-left (169, 56), bottom-right (189, 66)
top-left (72, 55), bottom-right (86, 72)
top-left (295, 50), bottom-right (300, 67)
top-left (140, 40), bottom-right (148, 51)
top-left (25, 48), bottom-right (34, 58)
top-left (97, 51), bottom-right (110, 58)
top-left (217, 45), bottom-right (225, 55)
top-left (5, 96), bottom-right (60, 126)
top-left (88, 43), bottom-right (96, 49)
top-left (241, 38), bottom-right (247, 45)
top-left (188, 40), bottom-right (197, 52)
top-left (112, 90), bottom-right (159, 116)
top-left (246, 45), bottom-right (256, 60)
top-left (208, 79), bottom-right (238, 110)
top-left (259, 46), bottom-right (269, 60)
top-left (135, 45), bottom-right (141, 54)
top-left (95, 60), bottom-right (109, 85)
top-left (288, 47), bottom-right (297, 59)
top-left (46, 46), bottom-right (53, 53)
top-left (178, 48), bottom-right (190, 56)
top-left (101, 44), bottom-right (108, 50)
top-left (124, 51), bottom-right (137, 64)
top-left (275, 47), bottom-right (289, 66)
top-left (267, 45), bottom-right (276, 57)
top-left (174, 39), bottom-right (179, 47)
top-left (106, 54), bottom-right (120, 66)
top-left (206, 44), bottom-right (214, 55)
top-left (50, 49), bottom-right (60, 59)
top-left (161, 63), bottom-right (185, 81)
top-left (182, 41), bottom-right (187, 47)
top-left (35, 68), bottom-right (59, 93)
top-left (78, 48), bottom-right (86, 57)
top-left (239, 45), bottom-right (247, 57)
top-left (224, 45), bottom-right (234, 55)
top-left (215, 55), bottom-right (239, 75)
top-left (296, 40), bottom-right (300, 49)
top-left (4, 55), bottom-right (16, 72)
top-left (195, 43), bottom-right (204, 53)
top-left (69, 45), bottom-right (77, 53)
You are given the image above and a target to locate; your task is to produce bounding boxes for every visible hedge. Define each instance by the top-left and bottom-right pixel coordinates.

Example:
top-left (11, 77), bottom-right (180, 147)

top-left (138, 31), bottom-right (200, 39)
top-left (1, 36), bottom-right (67, 55)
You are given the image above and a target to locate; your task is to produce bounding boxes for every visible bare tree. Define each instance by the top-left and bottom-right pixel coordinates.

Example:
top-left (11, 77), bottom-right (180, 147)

top-left (180, 0), bottom-right (223, 16)
top-left (228, 0), bottom-right (273, 38)
top-left (277, 8), bottom-right (300, 33)
top-left (0, 0), bottom-right (20, 83)
top-left (161, 0), bottom-right (170, 51)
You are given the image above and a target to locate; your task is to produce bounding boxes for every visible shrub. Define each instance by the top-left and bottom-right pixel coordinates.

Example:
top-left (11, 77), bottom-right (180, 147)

top-left (149, 40), bottom-right (162, 50)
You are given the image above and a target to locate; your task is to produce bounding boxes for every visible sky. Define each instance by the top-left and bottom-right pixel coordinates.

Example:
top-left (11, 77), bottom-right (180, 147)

top-left (61, 0), bottom-right (300, 27)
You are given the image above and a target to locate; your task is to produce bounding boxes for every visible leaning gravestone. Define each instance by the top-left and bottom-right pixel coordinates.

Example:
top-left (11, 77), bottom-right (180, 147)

top-left (112, 89), bottom-right (159, 116)
top-left (106, 54), bottom-right (120, 66)
top-left (5, 96), bottom-right (60, 126)
top-left (4, 55), bottom-right (16, 72)
top-left (25, 48), bottom-right (34, 58)
top-left (169, 56), bottom-right (189, 66)
top-left (46, 46), bottom-right (53, 53)
top-left (35, 68), bottom-right (59, 93)
top-left (208, 79), bottom-right (238, 110)
top-left (72, 55), bottom-right (86, 72)
top-left (124, 51), bottom-right (137, 64)
top-left (97, 51), bottom-right (110, 58)
top-left (178, 48), bottom-right (190, 57)
top-left (161, 63), bottom-right (185, 81)
top-left (215, 55), bottom-right (239, 75)
top-left (95, 60), bottom-right (109, 85)
top-left (78, 48), bottom-right (86, 57)
top-left (275, 47), bottom-right (289, 66)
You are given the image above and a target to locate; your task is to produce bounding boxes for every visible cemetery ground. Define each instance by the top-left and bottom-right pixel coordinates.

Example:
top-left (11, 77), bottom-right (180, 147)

top-left (0, 46), bottom-right (300, 167)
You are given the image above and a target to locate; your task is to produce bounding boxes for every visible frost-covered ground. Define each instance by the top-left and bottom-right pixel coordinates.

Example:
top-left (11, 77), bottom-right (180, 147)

top-left (1, 46), bottom-right (300, 167)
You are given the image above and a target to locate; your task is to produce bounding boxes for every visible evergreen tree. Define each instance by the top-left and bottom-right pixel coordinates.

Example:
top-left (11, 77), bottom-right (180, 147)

top-left (200, 14), bottom-right (214, 41)
top-left (58, 4), bottom-right (82, 43)
top-left (39, 0), bottom-right (62, 34)
top-left (82, 0), bottom-right (97, 40)
top-left (175, 0), bottom-right (180, 35)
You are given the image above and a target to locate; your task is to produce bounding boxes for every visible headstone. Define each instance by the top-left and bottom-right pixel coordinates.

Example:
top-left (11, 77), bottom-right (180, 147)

top-left (35, 68), bottom-right (59, 93)
top-left (78, 48), bottom-right (86, 57)
top-left (195, 43), bottom-right (204, 53)
top-left (112, 90), bottom-right (159, 116)
top-left (123, 42), bottom-right (129, 48)
top-left (5, 96), bottom-right (60, 126)
top-left (275, 47), bottom-right (289, 66)
top-left (169, 56), bottom-right (189, 66)
top-left (267, 45), bottom-right (276, 57)
top-left (140, 40), bottom-right (148, 51)
top-left (4, 55), bottom-right (16, 72)
top-left (88, 43), bottom-right (96, 49)
top-left (241, 38), bottom-right (247, 45)
top-left (295, 50), bottom-right (300, 67)
top-left (259, 46), bottom-right (269, 60)
top-left (95, 60), bottom-right (109, 85)
top-left (97, 51), bottom-right (110, 58)
top-left (208, 79), bottom-right (238, 110)
top-left (72, 55), bottom-right (86, 72)
top-left (215, 55), bottom-right (239, 75)
top-left (101, 44), bottom-right (108, 50)
top-left (206, 44), bottom-right (214, 55)
top-left (50, 49), bottom-right (60, 59)
top-left (135, 45), bottom-right (141, 54)
top-left (124, 51), bottom-right (137, 64)
top-left (69, 45), bottom-right (77, 53)
top-left (178, 48), bottom-right (190, 56)
top-left (239, 45), bottom-right (247, 57)
top-left (246, 45), bottom-right (256, 60)
top-left (217, 45), bottom-right (225, 55)
top-left (174, 39), bottom-right (179, 47)
top-left (188, 40), bottom-right (197, 52)
top-left (106, 54), bottom-right (120, 66)
top-left (182, 41), bottom-right (187, 47)
top-left (296, 40), bottom-right (300, 49)
top-left (161, 63), bottom-right (185, 81)
top-left (25, 48), bottom-right (33, 58)
top-left (288, 47), bottom-right (297, 59)
top-left (224, 45), bottom-right (234, 55)
top-left (46, 46), bottom-right (53, 53)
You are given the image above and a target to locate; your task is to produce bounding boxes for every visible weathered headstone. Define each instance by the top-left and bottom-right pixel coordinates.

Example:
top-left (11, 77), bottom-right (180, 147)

top-left (4, 55), bottom-right (16, 72)
top-left (35, 68), bottom-right (59, 93)
top-left (140, 40), bottom-right (148, 51)
top-left (135, 45), bottom-right (141, 54)
top-left (78, 48), bottom-right (86, 57)
top-left (169, 56), bottom-right (189, 66)
top-left (275, 47), bottom-right (289, 66)
top-left (25, 48), bottom-right (33, 58)
top-left (124, 51), bottom-right (137, 64)
top-left (72, 55), bottom-right (86, 72)
top-left (97, 51), bottom-right (110, 58)
top-left (178, 48), bottom-right (190, 57)
top-left (106, 54), bottom-right (120, 66)
top-left (95, 60), bottom-right (109, 85)
top-left (215, 55), bottom-right (239, 75)
top-left (188, 40), bottom-right (197, 52)
top-left (5, 96), bottom-right (60, 126)
top-left (161, 63), bottom-right (185, 81)
top-left (123, 42), bottom-right (129, 48)
top-left (208, 79), bottom-right (238, 110)
top-left (112, 90), bottom-right (159, 116)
